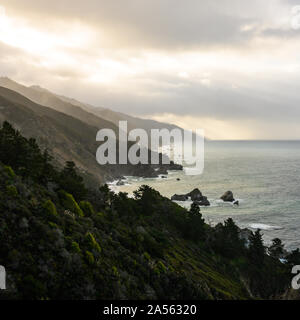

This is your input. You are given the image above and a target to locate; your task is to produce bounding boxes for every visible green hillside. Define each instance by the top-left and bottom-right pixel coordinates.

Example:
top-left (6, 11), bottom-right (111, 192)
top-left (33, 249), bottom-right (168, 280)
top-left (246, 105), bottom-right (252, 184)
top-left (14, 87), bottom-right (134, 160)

top-left (0, 122), bottom-right (297, 300)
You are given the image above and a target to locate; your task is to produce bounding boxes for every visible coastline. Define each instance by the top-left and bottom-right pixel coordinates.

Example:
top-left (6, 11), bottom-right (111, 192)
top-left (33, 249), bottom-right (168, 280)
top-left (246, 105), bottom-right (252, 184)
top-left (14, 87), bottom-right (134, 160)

top-left (106, 162), bottom-right (299, 251)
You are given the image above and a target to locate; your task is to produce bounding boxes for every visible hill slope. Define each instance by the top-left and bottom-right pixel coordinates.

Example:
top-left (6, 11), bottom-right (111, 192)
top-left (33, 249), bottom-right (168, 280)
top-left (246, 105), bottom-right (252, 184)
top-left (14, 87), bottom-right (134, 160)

top-left (0, 123), bottom-right (296, 300)
top-left (0, 86), bottom-right (176, 186)
top-left (0, 77), bottom-right (183, 136)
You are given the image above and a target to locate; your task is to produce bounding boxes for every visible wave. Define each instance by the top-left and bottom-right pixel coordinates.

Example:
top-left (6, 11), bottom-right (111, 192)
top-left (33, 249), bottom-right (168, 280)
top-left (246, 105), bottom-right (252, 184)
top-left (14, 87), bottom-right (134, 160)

top-left (214, 199), bottom-right (244, 206)
top-left (249, 223), bottom-right (283, 231)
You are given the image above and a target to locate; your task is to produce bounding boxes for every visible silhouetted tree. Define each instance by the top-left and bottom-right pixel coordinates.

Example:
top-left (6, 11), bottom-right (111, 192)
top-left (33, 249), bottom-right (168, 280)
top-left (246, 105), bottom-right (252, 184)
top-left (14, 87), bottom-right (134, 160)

top-left (133, 185), bottom-right (160, 215)
top-left (269, 238), bottom-right (284, 259)
top-left (286, 248), bottom-right (300, 266)
top-left (57, 161), bottom-right (87, 200)
top-left (211, 218), bottom-right (245, 258)
top-left (249, 229), bottom-right (265, 265)
top-left (186, 202), bottom-right (205, 242)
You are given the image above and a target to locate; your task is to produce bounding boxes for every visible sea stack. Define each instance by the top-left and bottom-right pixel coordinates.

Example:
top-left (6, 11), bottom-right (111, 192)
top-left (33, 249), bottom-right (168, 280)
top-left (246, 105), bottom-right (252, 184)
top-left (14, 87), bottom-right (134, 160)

top-left (220, 191), bottom-right (235, 202)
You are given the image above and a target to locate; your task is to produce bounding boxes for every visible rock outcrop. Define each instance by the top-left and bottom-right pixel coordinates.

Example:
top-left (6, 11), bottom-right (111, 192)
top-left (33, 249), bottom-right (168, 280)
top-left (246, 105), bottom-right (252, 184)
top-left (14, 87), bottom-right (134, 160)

top-left (220, 191), bottom-right (235, 202)
top-left (116, 180), bottom-right (125, 186)
top-left (171, 188), bottom-right (210, 206)
top-left (186, 188), bottom-right (203, 201)
top-left (194, 196), bottom-right (210, 207)
top-left (171, 194), bottom-right (188, 201)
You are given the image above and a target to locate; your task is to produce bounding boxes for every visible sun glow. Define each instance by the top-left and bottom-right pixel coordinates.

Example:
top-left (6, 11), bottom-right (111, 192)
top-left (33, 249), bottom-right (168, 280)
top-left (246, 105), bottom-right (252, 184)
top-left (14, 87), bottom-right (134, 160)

top-left (0, 9), bottom-right (93, 58)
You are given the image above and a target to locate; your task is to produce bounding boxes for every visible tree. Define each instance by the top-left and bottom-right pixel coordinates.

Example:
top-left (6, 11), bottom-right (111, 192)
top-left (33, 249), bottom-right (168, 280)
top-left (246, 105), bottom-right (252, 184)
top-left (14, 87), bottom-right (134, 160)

top-left (286, 248), bottom-right (300, 266)
top-left (58, 161), bottom-right (87, 201)
top-left (224, 218), bottom-right (240, 239)
top-left (0, 122), bottom-right (54, 184)
top-left (268, 238), bottom-right (284, 259)
top-left (248, 229), bottom-right (265, 265)
top-left (187, 202), bottom-right (205, 242)
top-left (189, 202), bottom-right (201, 216)
top-left (133, 185), bottom-right (160, 215)
top-left (211, 218), bottom-right (244, 258)
top-left (99, 184), bottom-right (114, 208)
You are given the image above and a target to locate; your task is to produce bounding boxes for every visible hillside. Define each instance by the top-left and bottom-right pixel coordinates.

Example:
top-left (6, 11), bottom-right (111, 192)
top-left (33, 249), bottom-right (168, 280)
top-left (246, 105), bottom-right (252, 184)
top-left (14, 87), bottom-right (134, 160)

top-left (0, 78), bottom-right (121, 132)
top-left (0, 77), bottom-right (183, 136)
top-left (0, 86), bottom-right (184, 187)
top-left (0, 122), bottom-right (297, 300)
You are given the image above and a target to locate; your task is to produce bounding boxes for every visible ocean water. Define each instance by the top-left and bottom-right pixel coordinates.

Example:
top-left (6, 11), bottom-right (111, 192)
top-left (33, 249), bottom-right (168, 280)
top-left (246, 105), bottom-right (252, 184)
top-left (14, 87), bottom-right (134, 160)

top-left (113, 141), bottom-right (300, 250)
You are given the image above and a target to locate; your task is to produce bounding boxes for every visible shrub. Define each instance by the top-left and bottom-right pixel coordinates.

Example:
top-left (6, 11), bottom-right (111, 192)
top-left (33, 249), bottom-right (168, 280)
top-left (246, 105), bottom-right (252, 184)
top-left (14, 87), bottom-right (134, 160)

top-left (4, 165), bottom-right (15, 178)
top-left (144, 252), bottom-right (151, 261)
top-left (85, 232), bottom-right (101, 253)
top-left (43, 200), bottom-right (58, 217)
top-left (85, 250), bottom-right (95, 265)
top-left (79, 201), bottom-right (95, 217)
top-left (71, 241), bottom-right (81, 253)
top-left (59, 191), bottom-right (83, 217)
top-left (48, 221), bottom-right (58, 229)
top-left (112, 266), bottom-right (119, 277)
top-left (6, 185), bottom-right (18, 197)
top-left (157, 261), bottom-right (167, 274)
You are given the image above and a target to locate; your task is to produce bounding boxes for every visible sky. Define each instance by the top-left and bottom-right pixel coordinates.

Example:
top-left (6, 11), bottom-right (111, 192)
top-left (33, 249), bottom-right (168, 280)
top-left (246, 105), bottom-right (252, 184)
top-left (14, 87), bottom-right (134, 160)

top-left (0, 0), bottom-right (300, 139)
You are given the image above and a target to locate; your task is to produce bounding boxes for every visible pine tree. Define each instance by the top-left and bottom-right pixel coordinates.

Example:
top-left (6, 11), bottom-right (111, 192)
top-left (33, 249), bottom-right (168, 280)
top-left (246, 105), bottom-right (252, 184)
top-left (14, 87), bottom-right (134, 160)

top-left (58, 161), bottom-right (87, 201)
top-left (190, 201), bottom-right (201, 216)
top-left (248, 229), bottom-right (265, 265)
top-left (188, 202), bottom-right (205, 241)
top-left (268, 238), bottom-right (284, 259)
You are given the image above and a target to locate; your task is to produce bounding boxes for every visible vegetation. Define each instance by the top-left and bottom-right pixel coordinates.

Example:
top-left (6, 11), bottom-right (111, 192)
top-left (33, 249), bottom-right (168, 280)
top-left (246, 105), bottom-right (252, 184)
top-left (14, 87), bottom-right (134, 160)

top-left (0, 122), bottom-right (295, 300)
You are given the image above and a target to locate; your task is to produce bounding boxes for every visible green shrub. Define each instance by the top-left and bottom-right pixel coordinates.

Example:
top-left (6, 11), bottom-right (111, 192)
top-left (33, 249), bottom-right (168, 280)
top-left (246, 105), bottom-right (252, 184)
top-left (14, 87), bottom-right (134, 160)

top-left (157, 261), bottom-right (167, 273)
top-left (6, 185), bottom-right (18, 197)
top-left (43, 200), bottom-right (58, 216)
top-left (85, 250), bottom-right (95, 265)
top-left (85, 232), bottom-right (101, 252)
top-left (112, 266), bottom-right (119, 277)
top-left (4, 165), bottom-right (15, 178)
top-left (48, 221), bottom-right (58, 229)
top-left (59, 191), bottom-right (83, 217)
top-left (71, 241), bottom-right (81, 253)
top-left (79, 201), bottom-right (95, 217)
top-left (144, 252), bottom-right (151, 261)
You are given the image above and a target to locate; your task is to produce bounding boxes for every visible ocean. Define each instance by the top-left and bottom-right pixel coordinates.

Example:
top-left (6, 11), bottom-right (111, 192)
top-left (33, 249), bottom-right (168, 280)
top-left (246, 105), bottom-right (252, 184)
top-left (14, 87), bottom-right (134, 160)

top-left (112, 141), bottom-right (300, 250)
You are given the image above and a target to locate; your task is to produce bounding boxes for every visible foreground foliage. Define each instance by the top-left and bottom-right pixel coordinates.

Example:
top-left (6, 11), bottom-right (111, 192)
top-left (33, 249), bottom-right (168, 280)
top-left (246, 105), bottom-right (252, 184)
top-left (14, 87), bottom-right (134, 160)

top-left (0, 122), bottom-right (297, 300)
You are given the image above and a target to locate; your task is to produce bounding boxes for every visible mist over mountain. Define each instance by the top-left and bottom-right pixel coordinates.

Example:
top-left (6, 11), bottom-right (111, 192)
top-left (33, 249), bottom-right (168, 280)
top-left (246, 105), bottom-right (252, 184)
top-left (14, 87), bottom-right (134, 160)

top-left (0, 77), bottom-right (183, 136)
top-left (0, 85), bottom-right (179, 186)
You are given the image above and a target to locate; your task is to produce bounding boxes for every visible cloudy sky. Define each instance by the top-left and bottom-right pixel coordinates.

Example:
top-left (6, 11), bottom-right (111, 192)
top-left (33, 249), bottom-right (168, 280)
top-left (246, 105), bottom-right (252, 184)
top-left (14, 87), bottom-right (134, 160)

top-left (0, 0), bottom-right (300, 139)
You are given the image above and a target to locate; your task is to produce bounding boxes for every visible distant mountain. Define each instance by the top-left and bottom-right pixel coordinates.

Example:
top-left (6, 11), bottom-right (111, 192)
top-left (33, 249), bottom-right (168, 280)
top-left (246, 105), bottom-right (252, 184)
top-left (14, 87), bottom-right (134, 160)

top-left (0, 86), bottom-right (179, 187)
top-left (0, 77), bottom-right (121, 133)
top-left (0, 77), bottom-right (184, 137)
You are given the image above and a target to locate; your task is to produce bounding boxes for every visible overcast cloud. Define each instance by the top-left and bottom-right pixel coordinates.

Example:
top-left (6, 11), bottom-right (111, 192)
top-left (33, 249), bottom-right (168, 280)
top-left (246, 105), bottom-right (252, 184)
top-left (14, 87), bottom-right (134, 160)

top-left (0, 0), bottom-right (299, 139)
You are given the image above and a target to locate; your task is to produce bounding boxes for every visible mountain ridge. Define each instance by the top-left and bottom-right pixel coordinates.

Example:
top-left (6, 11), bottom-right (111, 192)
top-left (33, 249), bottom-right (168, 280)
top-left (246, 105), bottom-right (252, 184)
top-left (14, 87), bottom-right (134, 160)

top-left (0, 77), bottom-right (184, 136)
top-left (0, 85), bottom-right (182, 186)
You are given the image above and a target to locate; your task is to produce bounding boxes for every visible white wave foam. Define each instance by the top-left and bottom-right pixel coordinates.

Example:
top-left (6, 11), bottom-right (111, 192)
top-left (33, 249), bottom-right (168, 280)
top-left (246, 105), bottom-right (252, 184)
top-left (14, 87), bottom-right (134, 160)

top-left (249, 223), bottom-right (283, 231)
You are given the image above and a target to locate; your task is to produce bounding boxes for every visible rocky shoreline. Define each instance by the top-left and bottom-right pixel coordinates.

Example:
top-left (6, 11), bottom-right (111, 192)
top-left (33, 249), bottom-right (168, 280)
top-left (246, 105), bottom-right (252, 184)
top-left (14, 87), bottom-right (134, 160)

top-left (105, 160), bottom-right (183, 184)
top-left (171, 189), bottom-right (240, 207)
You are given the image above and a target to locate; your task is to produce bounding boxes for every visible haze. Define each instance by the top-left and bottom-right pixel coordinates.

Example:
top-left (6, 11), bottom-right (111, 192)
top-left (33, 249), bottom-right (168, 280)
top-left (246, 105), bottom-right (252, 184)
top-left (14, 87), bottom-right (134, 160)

top-left (0, 0), bottom-right (300, 139)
